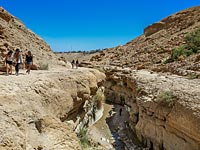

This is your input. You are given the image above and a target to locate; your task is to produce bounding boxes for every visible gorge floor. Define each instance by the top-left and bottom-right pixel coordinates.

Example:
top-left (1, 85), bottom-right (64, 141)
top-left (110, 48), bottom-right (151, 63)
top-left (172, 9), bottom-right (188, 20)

top-left (88, 103), bottom-right (144, 150)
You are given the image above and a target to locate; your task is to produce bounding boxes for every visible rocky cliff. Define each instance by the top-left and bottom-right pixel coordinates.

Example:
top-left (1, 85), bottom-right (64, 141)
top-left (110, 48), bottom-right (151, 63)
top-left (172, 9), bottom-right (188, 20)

top-left (1, 5), bottom-right (200, 150)
top-left (89, 6), bottom-right (200, 77)
top-left (103, 67), bottom-right (200, 150)
top-left (54, 6), bottom-right (200, 149)
top-left (0, 7), bottom-right (61, 70)
top-left (0, 68), bottom-right (105, 149)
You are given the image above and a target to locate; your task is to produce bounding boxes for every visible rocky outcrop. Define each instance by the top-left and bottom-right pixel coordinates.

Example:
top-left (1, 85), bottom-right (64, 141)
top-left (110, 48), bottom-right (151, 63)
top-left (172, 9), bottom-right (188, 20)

top-left (103, 67), bottom-right (200, 150)
top-left (0, 7), bottom-right (61, 69)
top-left (0, 68), bottom-right (105, 149)
top-left (74, 87), bottom-right (105, 134)
top-left (144, 22), bottom-right (165, 37)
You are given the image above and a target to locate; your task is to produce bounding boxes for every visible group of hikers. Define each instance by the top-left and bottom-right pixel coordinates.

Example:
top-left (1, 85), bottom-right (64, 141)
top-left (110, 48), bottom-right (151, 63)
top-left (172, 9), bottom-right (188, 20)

top-left (4, 48), bottom-right (81, 76)
top-left (71, 59), bottom-right (79, 69)
top-left (4, 48), bottom-right (33, 76)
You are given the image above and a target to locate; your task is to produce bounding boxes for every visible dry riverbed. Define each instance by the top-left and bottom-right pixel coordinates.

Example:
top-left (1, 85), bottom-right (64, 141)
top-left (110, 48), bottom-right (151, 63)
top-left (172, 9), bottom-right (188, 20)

top-left (88, 103), bottom-right (144, 150)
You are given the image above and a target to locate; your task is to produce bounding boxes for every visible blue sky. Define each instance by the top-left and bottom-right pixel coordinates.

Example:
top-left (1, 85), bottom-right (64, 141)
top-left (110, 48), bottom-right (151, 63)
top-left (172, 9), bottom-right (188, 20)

top-left (1, 0), bottom-right (200, 52)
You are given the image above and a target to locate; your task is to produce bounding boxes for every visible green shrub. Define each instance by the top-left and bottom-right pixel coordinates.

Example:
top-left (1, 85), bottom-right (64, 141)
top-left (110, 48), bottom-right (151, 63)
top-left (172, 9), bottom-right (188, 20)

top-left (185, 28), bottom-right (200, 53)
top-left (78, 128), bottom-right (90, 149)
top-left (171, 45), bottom-right (185, 60)
top-left (165, 28), bottom-right (200, 63)
top-left (39, 62), bottom-right (49, 70)
top-left (77, 128), bottom-right (99, 150)
top-left (92, 87), bottom-right (105, 109)
top-left (156, 91), bottom-right (174, 107)
top-left (187, 73), bottom-right (198, 79)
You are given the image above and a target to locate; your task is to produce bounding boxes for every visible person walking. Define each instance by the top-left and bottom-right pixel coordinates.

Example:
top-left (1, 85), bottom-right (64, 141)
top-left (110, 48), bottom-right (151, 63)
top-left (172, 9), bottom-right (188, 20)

top-left (76, 59), bottom-right (79, 69)
top-left (13, 48), bottom-right (23, 76)
top-left (25, 50), bottom-right (33, 74)
top-left (5, 50), bottom-right (13, 75)
top-left (71, 59), bottom-right (75, 69)
top-left (119, 108), bottom-right (122, 116)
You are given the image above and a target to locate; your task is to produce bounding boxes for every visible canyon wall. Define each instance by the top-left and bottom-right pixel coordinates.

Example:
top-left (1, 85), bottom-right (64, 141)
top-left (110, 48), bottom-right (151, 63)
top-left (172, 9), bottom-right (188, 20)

top-left (104, 67), bottom-right (200, 150)
top-left (88, 6), bottom-right (200, 78)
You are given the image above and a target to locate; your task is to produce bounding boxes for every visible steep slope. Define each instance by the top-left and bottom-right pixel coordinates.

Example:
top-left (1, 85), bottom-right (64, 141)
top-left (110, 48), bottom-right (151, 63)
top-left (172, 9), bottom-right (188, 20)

top-left (90, 6), bottom-right (200, 77)
top-left (0, 7), bottom-right (60, 69)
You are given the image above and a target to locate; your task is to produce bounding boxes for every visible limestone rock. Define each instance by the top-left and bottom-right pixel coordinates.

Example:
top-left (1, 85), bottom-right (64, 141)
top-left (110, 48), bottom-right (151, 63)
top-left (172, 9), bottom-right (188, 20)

top-left (103, 67), bottom-right (200, 150)
top-left (0, 68), bottom-right (105, 149)
top-left (0, 7), bottom-right (62, 71)
top-left (144, 22), bottom-right (166, 37)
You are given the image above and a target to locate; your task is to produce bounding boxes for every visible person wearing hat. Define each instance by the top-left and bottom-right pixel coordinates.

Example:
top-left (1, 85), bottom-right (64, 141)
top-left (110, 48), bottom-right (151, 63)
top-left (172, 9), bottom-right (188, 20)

top-left (25, 50), bottom-right (33, 74)
top-left (13, 48), bottom-right (23, 76)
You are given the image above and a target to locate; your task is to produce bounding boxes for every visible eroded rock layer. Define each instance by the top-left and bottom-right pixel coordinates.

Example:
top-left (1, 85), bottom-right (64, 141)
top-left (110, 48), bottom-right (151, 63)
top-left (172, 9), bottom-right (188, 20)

top-left (104, 67), bottom-right (200, 150)
top-left (0, 68), bottom-right (105, 150)
top-left (88, 6), bottom-right (200, 77)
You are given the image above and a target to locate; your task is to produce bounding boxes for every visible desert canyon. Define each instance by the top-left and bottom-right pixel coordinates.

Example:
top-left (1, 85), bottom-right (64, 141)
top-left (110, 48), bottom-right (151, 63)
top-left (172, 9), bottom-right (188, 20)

top-left (0, 5), bottom-right (200, 150)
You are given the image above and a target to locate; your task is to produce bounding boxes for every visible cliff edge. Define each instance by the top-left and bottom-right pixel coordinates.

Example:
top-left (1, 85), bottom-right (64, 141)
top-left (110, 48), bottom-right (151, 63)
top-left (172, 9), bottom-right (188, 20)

top-left (0, 67), bottom-right (105, 149)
